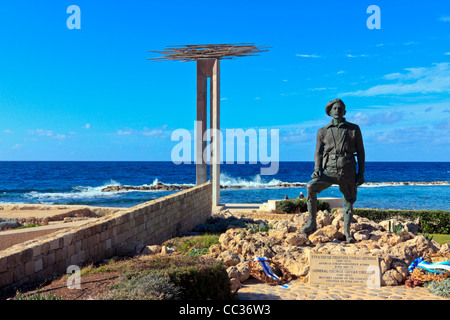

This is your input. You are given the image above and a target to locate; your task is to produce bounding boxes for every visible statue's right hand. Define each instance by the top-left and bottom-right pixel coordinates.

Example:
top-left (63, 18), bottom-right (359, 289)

top-left (311, 169), bottom-right (323, 179)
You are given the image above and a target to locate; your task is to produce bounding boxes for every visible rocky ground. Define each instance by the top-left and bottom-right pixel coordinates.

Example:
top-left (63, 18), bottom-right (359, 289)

top-left (7, 207), bottom-right (449, 300)
top-left (205, 209), bottom-right (449, 293)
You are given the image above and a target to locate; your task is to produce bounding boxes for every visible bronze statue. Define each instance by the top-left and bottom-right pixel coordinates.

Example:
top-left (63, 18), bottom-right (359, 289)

top-left (302, 99), bottom-right (365, 243)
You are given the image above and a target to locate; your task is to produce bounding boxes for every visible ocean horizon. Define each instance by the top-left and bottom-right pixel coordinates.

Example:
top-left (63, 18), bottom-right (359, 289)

top-left (0, 161), bottom-right (448, 210)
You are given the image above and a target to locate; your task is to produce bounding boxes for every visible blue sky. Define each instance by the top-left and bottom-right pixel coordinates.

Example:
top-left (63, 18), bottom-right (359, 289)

top-left (0, 0), bottom-right (449, 162)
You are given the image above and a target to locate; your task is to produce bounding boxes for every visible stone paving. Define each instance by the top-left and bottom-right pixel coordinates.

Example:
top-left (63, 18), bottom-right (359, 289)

top-left (237, 278), bottom-right (450, 300)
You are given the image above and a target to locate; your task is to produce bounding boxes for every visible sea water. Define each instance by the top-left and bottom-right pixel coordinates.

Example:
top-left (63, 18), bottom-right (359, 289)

top-left (0, 161), bottom-right (448, 210)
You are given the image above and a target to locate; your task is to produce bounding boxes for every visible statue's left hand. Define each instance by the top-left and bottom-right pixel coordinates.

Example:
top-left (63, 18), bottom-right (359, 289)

top-left (356, 172), bottom-right (364, 186)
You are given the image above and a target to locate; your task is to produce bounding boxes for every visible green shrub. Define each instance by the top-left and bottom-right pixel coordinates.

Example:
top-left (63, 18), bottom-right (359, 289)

top-left (126, 255), bottom-right (232, 300)
top-left (276, 199), bottom-right (297, 213)
top-left (330, 208), bottom-right (450, 234)
top-left (276, 199), bottom-right (330, 213)
top-left (167, 258), bottom-right (232, 300)
top-left (425, 278), bottom-right (450, 297)
top-left (108, 272), bottom-right (182, 300)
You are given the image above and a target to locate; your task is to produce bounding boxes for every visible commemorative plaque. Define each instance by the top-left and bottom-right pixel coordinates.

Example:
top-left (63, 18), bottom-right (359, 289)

top-left (309, 253), bottom-right (381, 288)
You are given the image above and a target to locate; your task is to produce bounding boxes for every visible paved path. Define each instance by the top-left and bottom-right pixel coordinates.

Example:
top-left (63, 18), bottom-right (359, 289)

top-left (0, 220), bottom-right (95, 251)
top-left (237, 278), bottom-right (450, 300)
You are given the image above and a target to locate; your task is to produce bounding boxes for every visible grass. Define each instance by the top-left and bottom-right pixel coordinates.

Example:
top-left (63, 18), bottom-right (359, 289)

top-left (422, 233), bottom-right (450, 245)
top-left (79, 258), bottom-right (128, 277)
top-left (245, 222), bottom-right (271, 233)
top-left (14, 290), bottom-right (63, 300)
top-left (14, 223), bottom-right (41, 230)
top-left (164, 233), bottom-right (219, 256)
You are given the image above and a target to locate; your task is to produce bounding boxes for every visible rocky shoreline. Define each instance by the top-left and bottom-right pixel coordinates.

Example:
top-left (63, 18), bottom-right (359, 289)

top-left (100, 181), bottom-right (450, 192)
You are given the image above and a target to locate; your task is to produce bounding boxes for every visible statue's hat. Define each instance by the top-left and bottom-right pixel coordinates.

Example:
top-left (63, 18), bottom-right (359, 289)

top-left (326, 99), bottom-right (345, 116)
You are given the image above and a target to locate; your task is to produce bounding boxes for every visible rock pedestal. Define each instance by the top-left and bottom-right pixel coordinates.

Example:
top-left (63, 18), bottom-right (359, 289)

top-left (209, 209), bottom-right (446, 292)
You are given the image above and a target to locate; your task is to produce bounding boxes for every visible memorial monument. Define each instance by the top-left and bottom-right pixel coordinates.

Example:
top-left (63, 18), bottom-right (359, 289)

top-left (302, 99), bottom-right (365, 243)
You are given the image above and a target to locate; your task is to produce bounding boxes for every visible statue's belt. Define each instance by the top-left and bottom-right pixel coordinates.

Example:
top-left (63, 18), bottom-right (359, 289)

top-left (325, 152), bottom-right (356, 160)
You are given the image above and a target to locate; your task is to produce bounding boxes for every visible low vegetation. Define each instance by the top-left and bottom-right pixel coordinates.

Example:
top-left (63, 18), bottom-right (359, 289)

top-left (13, 234), bottom-right (232, 301)
top-left (103, 254), bottom-right (232, 300)
top-left (276, 198), bottom-right (330, 214)
top-left (330, 208), bottom-right (450, 235)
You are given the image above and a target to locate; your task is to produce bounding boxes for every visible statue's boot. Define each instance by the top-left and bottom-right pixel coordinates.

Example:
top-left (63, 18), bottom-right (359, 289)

top-left (302, 195), bottom-right (317, 236)
top-left (343, 208), bottom-right (356, 243)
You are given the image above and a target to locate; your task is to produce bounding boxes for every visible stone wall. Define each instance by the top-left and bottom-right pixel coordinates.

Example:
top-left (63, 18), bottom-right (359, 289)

top-left (0, 182), bottom-right (212, 292)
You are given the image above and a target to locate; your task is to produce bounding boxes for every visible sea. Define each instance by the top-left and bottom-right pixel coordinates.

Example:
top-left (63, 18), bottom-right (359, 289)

top-left (0, 161), bottom-right (449, 210)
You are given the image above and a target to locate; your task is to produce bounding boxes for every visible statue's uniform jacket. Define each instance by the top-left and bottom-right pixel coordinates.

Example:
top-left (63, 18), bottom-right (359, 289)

top-left (308, 118), bottom-right (365, 205)
top-left (316, 119), bottom-right (364, 174)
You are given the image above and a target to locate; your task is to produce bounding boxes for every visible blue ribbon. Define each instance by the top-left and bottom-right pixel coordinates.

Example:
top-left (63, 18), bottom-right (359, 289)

top-left (408, 257), bottom-right (450, 274)
top-left (253, 257), bottom-right (289, 288)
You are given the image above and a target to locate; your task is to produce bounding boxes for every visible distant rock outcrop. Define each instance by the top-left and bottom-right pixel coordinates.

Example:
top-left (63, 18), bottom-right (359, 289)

top-left (100, 180), bottom-right (450, 192)
top-left (100, 182), bottom-right (308, 192)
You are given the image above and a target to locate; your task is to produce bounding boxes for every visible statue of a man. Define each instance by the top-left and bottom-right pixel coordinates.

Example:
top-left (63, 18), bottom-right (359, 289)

top-left (302, 99), bottom-right (365, 243)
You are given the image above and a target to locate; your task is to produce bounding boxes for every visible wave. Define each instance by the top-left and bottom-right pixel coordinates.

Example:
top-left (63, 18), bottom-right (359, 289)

top-left (23, 179), bottom-right (124, 203)
top-left (219, 172), bottom-right (284, 188)
top-left (99, 176), bottom-right (450, 192)
top-left (9, 176), bottom-right (450, 204)
top-left (360, 181), bottom-right (450, 188)
top-left (219, 174), bottom-right (450, 189)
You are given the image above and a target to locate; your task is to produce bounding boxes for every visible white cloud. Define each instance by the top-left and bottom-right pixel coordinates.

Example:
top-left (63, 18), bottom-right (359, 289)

top-left (84, 123), bottom-right (91, 129)
top-left (11, 144), bottom-right (22, 150)
top-left (445, 52), bottom-right (450, 56)
top-left (141, 127), bottom-right (163, 136)
top-left (27, 129), bottom-right (67, 140)
top-left (403, 41), bottom-right (418, 46)
top-left (439, 16), bottom-right (450, 22)
top-left (296, 54), bottom-right (320, 58)
top-left (3, 129), bottom-right (14, 134)
top-left (347, 111), bottom-right (404, 126)
top-left (116, 126), bottom-right (169, 139)
top-left (308, 87), bottom-right (337, 92)
top-left (342, 62), bottom-right (450, 97)
top-left (36, 129), bottom-right (54, 136)
top-left (53, 134), bottom-right (67, 140)
top-left (117, 129), bottom-right (135, 136)
top-left (346, 54), bottom-right (368, 58)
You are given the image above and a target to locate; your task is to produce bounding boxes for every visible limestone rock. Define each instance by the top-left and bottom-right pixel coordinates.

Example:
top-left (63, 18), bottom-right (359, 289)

top-left (0, 218), bottom-right (21, 230)
top-left (382, 269), bottom-right (399, 286)
top-left (309, 225), bottom-right (342, 245)
top-left (378, 233), bottom-right (404, 248)
top-left (236, 261), bottom-right (251, 282)
top-left (115, 241), bottom-right (144, 257)
top-left (161, 246), bottom-right (176, 254)
top-left (284, 233), bottom-right (308, 246)
top-left (230, 278), bottom-right (241, 293)
top-left (141, 245), bottom-right (161, 255)
top-left (227, 266), bottom-right (241, 279)
top-left (440, 243), bottom-right (450, 255)
top-left (316, 211), bottom-right (332, 228)
top-left (354, 230), bottom-right (370, 241)
top-left (219, 233), bottom-right (231, 247)
top-left (218, 251), bottom-right (241, 268)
